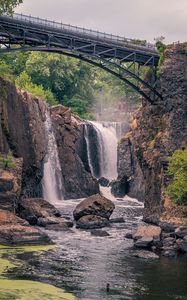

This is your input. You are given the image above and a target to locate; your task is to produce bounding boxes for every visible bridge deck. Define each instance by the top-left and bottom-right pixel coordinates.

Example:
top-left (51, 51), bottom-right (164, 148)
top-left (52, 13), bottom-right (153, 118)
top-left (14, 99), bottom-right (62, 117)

top-left (0, 13), bottom-right (159, 66)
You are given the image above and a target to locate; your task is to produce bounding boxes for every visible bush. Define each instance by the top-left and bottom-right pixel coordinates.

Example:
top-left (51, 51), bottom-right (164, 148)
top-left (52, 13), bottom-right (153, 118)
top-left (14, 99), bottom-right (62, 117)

top-left (166, 148), bottom-right (187, 205)
top-left (0, 152), bottom-right (15, 170)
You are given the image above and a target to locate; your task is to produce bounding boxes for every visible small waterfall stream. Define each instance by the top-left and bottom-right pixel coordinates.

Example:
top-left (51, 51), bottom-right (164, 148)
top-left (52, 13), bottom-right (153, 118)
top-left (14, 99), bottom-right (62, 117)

top-left (42, 111), bottom-right (64, 203)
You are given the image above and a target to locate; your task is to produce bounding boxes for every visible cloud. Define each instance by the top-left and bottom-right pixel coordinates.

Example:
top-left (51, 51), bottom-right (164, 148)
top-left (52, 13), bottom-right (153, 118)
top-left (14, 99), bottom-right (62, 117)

top-left (16, 0), bottom-right (187, 43)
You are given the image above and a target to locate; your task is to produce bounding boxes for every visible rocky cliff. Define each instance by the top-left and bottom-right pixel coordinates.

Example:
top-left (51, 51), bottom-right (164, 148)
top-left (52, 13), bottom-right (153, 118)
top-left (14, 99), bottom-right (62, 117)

top-left (131, 44), bottom-right (187, 224)
top-left (0, 78), bottom-right (99, 202)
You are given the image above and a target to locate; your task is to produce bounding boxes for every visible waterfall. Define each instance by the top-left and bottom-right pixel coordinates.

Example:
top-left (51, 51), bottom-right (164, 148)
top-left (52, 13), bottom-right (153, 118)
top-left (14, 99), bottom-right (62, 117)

top-left (42, 111), bottom-right (64, 203)
top-left (84, 121), bottom-right (118, 180)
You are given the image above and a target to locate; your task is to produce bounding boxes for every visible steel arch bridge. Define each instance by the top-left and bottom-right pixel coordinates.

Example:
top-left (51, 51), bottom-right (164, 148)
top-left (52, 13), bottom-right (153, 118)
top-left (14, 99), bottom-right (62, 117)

top-left (0, 13), bottom-right (162, 103)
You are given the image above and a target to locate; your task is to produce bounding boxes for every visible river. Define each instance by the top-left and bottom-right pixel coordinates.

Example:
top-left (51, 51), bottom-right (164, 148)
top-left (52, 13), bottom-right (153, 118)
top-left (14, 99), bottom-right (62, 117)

top-left (1, 187), bottom-right (187, 300)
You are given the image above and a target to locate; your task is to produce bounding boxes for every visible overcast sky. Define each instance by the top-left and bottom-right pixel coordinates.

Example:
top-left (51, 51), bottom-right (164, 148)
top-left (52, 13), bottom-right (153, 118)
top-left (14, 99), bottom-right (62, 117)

top-left (16, 0), bottom-right (187, 44)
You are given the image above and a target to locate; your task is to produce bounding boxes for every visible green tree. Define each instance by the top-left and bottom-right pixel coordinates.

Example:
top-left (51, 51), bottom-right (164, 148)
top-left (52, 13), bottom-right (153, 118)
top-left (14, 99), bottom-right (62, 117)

top-left (0, 0), bottom-right (23, 15)
top-left (167, 148), bottom-right (187, 205)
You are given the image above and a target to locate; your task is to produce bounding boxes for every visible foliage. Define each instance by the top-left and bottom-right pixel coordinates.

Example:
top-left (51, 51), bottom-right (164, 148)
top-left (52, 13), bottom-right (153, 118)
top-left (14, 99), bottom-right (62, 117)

top-left (155, 37), bottom-right (166, 76)
top-left (0, 152), bottom-right (15, 169)
top-left (166, 148), bottom-right (187, 205)
top-left (0, 50), bottom-right (142, 119)
top-left (16, 71), bottom-right (57, 105)
top-left (0, 0), bottom-right (23, 15)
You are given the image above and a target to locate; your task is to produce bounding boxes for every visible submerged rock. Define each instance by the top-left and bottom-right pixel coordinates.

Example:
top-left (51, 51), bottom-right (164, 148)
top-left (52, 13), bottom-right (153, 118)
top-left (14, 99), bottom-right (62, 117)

top-left (90, 229), bottom-right (110, 237)
top-left (76, 215), bottom-right (110, 229)
top-left (131, 250), bottom-right (159, 259)
top-left (73, 194), bottom-right (115, 221)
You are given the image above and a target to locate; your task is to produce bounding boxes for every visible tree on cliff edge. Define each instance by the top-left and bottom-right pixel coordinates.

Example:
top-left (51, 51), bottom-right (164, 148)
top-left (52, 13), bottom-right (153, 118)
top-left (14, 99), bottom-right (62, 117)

top-left (0, 0), bottom-right (23, 15)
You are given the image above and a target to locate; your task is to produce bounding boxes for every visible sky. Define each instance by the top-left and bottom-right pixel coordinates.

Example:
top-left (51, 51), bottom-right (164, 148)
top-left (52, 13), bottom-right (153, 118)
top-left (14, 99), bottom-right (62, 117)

top-left (16, 0), bottom-right (187, 44)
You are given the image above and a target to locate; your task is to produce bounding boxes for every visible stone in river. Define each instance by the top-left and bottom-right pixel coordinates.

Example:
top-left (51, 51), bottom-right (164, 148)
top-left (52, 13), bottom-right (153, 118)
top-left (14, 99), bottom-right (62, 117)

top-left (76, 215), bottom-right (110, 229)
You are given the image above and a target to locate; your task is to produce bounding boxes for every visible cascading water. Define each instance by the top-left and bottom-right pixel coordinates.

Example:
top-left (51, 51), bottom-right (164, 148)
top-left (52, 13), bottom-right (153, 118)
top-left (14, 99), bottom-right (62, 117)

top-left (42, 111), bottom-right (64, 203)
top-left (84, 121), bottom-right (118, 180)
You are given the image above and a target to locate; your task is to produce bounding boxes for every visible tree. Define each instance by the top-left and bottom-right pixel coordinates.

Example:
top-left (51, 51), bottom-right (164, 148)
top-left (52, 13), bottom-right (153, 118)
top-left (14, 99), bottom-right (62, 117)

top-left (0, 0), bottom-right (23, 15)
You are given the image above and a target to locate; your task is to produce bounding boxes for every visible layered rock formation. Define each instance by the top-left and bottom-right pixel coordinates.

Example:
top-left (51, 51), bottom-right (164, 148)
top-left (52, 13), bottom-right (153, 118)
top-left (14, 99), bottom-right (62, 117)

top-left (131, 44), bottom-right (187, 224)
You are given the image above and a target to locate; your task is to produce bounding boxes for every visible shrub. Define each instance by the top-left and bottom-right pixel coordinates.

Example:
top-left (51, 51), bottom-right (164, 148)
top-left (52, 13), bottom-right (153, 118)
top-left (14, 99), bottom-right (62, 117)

top-left (166, 148), bottom-right (187, 205)
top-left (0, 152), bottom-right (15, 170)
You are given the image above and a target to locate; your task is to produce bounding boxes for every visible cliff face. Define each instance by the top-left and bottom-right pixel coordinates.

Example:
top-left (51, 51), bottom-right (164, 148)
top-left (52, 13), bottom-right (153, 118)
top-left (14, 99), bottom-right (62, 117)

top-left (50, 105), bottom-right (99, 199)
top-left (0, 78), bottom-right (47, 197)
top-left (0, 78), bottom-right (99, 202)
top-left (131, 44), bottom-right (187, 224)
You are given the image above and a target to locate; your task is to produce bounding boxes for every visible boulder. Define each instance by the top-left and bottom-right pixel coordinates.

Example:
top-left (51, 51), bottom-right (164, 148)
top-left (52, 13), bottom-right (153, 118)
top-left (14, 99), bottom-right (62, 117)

top-left (176, 237), bottom-right (187, 253)
top-left (73, 194), bottom-right (115, 221)
top-left (133, 225), bottom-right (162, 249)
top-left (0, 209), bottom-right (52, 246)
top-left (76, 215), bottom-right (110, 229)
top-left (133, 225), bottom-right (161, 241)
top-left (18, 198), bottom-right (61, 224)
top-left (175, 226), bottom-right (187, 239)
top-left (18, 198), bottom-right (73, 230)
top-left (98, 177), bottom-right (110, 187)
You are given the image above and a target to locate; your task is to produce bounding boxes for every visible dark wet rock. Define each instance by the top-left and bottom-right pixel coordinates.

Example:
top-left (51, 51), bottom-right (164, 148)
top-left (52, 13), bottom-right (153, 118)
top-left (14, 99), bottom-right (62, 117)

top-left (0, 209), bottom-right (52, 246)
top-left (76, 215), bottom-right (110, 229)
top-left (110, 217), bottom-right (125, 223)
top-left (117, 135), bottom-right (145, 201)
top-left (159, 222), bottom-right (177, 233)
top-left (111, 176), bottom-right (129, 197)
top-left (98, 177), bottom-right (110, 187)
top-left (176, 237), bottom-right (187, 253)
top-left (125, 232), bottom-right (134, 239)
top-left (162, 237), bottom-right (175, 247)
top-left (131, 250), bottom-right (159, 259)
top-left (162, 249), bottom-right (176, 257)
top-left (73, 194), bottom-right (115, 221)
top-left (134, 236), bottom-right (153, 248)
top-left (90, 229), bottom-right (110, 237)
top-left (175, 226), bottom-right (187, 239)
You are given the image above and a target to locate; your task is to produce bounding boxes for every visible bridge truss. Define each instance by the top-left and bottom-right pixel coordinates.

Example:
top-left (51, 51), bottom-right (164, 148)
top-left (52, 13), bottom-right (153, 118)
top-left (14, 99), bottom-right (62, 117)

top-left (0, 13), bottom-right (162, 103)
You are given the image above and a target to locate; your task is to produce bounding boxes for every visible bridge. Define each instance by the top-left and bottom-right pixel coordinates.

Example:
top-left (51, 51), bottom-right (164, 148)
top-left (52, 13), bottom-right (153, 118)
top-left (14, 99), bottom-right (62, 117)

top-left (0, 13), bottom-right (162, 103)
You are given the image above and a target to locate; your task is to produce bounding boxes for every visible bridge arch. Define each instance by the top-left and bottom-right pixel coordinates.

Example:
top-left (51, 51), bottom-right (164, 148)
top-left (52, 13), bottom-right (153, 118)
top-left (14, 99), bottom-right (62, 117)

top-left (0, 13), bottom-right (162, 103)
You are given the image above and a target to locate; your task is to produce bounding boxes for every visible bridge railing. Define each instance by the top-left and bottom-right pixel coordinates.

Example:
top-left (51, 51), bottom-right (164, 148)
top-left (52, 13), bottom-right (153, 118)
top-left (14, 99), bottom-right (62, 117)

top-left (11, 13), bottom-right (156, 51)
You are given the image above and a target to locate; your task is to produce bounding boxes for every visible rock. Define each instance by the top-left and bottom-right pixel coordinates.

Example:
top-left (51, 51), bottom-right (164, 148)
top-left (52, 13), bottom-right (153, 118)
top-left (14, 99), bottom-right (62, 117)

top-left (110, 217), bottom-right (125, 223)
top-left (111, 176), bottom-right (129, 197)
top-left (0, 209), bottom-right (52, 246)
top-left (162, 237), bottom-right (175, 247)
top-left (76, 215), bottom-right (110, 229)
top-left (134, 236), bottom-right (153, 248)
top-left (133, 225), bottom-right (162, 241)
top-left (159, 222), bottom-right (177, 233)
top-left (73, 194), bottom-right (115, 221)
top-left (90, 229), bottom-right (110, 237)
top-left (0, 177), bottom-right (13, 192)
top-left (37, 217), bottom-right (73, 229)
top-left (18, 198), bottom-right (61, 224)
top-left (131, 250), bottom-right (159, 259)
top-left (98, 177), bottom-right (110, 187)
top-left (51, 106), bottom-right (99, 199)
top-left (176, 237), bottom-right (187, 253)
top-left (125, 232), bottom-right (134, 239)
top-left (117, 136), bottom-right (145, 201)
top-left (162, 249), bottom-right (176, 257)
top-left (175, 226), bottom-right (187, 238)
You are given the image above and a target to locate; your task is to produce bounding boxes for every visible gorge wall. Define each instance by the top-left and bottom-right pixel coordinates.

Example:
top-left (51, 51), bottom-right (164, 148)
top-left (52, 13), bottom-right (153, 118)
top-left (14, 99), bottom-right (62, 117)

top-left (130, 44), bottom-right (187, 224)
top-left (0, 78), bottom-right (99, 208)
